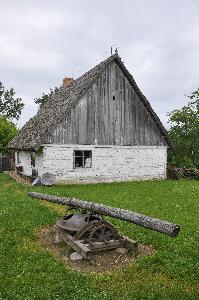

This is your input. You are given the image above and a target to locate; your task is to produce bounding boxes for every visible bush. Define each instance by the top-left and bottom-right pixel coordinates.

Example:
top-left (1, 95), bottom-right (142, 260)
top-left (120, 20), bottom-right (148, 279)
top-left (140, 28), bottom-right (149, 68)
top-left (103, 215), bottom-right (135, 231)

top-left (167, 166), bottom-right (199, 180)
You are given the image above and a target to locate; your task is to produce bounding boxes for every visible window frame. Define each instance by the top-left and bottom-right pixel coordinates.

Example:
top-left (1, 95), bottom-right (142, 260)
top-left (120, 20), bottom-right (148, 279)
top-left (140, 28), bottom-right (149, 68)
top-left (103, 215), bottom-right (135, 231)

top-left (73, 150), bottom-right (92, 169)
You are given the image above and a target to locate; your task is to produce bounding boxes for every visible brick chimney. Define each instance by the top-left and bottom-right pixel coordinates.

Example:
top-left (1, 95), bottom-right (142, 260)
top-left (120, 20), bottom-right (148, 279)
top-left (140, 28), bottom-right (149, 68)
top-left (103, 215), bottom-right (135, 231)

top-left (63, 77), bottom-right (74, 87)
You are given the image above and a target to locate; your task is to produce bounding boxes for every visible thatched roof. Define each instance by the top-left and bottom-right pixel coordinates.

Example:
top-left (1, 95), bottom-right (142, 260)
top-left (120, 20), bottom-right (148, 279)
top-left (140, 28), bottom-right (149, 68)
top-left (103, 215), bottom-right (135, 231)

top-left (8, 53), bottom-right (172, 150)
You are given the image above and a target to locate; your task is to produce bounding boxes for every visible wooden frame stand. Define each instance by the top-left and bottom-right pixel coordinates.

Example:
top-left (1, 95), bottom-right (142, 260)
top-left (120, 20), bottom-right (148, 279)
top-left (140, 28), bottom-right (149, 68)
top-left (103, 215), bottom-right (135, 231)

top-left (53, 225), bottom-right (138, 259)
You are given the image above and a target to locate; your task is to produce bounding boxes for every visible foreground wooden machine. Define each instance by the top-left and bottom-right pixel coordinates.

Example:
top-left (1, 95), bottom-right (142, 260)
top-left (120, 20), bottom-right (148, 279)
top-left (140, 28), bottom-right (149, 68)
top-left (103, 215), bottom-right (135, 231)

top-left (28, 192), bottom-right (180, 259)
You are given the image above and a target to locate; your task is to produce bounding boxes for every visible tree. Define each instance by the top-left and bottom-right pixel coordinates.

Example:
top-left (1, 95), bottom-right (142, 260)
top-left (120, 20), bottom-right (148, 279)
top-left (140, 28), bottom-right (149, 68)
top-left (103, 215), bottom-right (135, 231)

top-left (168, 89), bottom-right (199, 168)
top-left (0, 116), bottom-right (17, 153)
top-left (34, 87), bottom-right (59, 108)
top-left (0, 82), bottom-right (24, 120)
top-left (0, 81), bottom-right (24, 153)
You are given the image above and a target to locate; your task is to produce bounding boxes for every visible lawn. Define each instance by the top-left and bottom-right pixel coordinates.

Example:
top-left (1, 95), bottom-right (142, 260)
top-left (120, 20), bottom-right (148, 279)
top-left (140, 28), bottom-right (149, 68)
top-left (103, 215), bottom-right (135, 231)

top-left (0, 173), bottom-right (198, 300)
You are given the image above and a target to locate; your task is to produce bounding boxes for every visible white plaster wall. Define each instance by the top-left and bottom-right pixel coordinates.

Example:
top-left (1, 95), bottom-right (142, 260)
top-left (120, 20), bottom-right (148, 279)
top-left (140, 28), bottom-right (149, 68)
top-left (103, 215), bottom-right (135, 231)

top-left (15, 151), bottom-right (32, 176)
top-left (42, 144), bottom-right (167, 183)
top-left (15, 151), bottom-right (44, 177)
top-left (35, 153), bottom-right (44, 176)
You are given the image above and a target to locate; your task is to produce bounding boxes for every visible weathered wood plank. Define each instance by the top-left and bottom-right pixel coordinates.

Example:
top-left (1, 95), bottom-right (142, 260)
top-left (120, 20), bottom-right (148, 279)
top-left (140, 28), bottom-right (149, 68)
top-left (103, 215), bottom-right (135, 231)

top-left (28, 192), bottom-right (180, 238)
top-left (54, 225), bottom-right (91, 259)
top-left (46, 61), bottom-right (167, 147)
top-left (122, 235), bottom-right (138, 255)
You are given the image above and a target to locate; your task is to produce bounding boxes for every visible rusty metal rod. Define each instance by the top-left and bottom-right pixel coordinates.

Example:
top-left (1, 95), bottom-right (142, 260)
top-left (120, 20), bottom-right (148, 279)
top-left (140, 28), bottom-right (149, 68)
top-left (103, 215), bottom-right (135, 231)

top-left (27, 192), bottom-right (180, 237)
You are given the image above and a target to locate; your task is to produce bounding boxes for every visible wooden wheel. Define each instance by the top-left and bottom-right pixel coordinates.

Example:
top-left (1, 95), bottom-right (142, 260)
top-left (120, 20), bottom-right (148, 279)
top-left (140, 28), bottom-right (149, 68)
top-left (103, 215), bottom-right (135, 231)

top-left (88, 222), bottom-right (118, 243)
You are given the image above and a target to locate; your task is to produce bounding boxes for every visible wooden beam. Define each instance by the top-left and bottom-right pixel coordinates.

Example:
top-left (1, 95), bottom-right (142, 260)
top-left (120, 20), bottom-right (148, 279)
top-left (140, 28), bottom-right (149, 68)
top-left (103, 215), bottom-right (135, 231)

top-left (28, 192), bottom-right (180, 237)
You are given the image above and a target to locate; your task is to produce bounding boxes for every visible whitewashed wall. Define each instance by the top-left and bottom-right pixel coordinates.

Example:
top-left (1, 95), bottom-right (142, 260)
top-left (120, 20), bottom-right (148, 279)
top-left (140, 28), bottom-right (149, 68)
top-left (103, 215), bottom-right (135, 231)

top-left (35, 153), bottom-right (44, 176)
top-left (15, 151), bottom-right (44, 177)
top-left (15, 151), bottom-right (32, 176)
top-left (42, 144), bottom-right (167, 183)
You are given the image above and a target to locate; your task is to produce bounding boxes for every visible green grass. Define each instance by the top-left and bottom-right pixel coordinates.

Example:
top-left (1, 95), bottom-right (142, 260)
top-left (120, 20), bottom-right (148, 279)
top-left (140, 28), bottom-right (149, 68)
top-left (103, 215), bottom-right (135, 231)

top-left (0, 173), bottom-right (198, 299)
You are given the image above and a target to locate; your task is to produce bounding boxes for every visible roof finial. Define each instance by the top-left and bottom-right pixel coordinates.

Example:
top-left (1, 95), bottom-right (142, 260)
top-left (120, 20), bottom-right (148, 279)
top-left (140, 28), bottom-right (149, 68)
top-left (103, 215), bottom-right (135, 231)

top-left (111, 44), bottom-right (118, 55)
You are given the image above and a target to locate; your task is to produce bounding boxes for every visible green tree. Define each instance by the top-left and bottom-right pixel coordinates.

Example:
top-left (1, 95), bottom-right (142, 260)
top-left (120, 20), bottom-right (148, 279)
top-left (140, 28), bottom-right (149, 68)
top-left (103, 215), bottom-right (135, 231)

top-left (0, 116), bottom-right (17, 153)
top-left (0, 82), bottom-right (24, 120)
top-left (0, 81), bottom-right (24, 152)
top-left (34, 87), bottom-right (59, 108)
top-left (168, 89), bottom-right (199, 168)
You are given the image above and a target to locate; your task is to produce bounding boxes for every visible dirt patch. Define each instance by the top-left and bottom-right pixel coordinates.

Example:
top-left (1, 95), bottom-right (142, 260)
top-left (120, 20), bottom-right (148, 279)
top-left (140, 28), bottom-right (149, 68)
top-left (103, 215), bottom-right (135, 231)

top-left (35, 225), bottom-right (155, 273)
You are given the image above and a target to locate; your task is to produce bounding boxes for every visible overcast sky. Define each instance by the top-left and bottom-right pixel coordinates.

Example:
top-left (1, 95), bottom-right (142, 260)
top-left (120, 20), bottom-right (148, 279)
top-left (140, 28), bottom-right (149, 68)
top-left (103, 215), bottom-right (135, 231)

top-left (0, 0), bottom-right (199, 128)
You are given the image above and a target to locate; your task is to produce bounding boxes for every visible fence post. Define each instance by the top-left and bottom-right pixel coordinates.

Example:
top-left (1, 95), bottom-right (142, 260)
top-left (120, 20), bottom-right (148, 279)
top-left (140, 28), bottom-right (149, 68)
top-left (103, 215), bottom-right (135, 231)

top-left (0, 153), bottom-right (2, 172)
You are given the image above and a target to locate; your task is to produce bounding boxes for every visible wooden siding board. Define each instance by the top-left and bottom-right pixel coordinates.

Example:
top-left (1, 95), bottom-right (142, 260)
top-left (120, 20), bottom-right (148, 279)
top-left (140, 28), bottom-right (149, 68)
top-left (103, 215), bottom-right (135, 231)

top-left (47, 61), bottom-right (167, 147)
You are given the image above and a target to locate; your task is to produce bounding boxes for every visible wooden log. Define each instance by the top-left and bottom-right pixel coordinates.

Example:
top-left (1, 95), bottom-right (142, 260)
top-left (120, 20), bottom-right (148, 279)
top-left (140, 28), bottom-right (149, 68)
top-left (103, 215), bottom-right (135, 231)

top-left (28, 192), bottom-right (180, 237)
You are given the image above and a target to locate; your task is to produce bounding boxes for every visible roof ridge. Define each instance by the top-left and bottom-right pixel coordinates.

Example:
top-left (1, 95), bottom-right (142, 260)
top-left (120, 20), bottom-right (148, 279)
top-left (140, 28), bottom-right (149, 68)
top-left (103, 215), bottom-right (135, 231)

top-left (75, 53), bottom-right (118, 81)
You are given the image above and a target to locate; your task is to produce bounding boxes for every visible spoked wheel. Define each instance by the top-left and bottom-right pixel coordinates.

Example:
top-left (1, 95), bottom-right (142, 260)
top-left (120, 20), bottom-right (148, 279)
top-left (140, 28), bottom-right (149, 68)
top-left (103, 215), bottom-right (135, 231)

top-left (88, 223), bottom-right (118, 243)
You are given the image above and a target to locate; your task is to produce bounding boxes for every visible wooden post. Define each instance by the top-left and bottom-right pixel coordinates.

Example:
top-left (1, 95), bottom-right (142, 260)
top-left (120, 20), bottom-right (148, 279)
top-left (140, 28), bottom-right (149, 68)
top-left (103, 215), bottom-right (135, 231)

top-left (123, 235), bottom-right (138, 256)
top-left (0, 153), bottom-right (2, 172)
top-left (53, 225), bottom-right (62, 243)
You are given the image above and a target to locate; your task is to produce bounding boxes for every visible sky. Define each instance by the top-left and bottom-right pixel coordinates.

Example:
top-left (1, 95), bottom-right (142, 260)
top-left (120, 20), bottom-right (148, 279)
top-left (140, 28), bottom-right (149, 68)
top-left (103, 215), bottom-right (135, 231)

top-left (0, 0), bottom-right (199, 128)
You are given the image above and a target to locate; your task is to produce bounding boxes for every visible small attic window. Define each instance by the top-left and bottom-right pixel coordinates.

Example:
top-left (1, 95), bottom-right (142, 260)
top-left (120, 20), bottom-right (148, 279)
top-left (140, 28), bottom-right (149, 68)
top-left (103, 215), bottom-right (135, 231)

top-left (113, 96), bottom-right (116, 100)
top-left (73, 150), bottom-right (92, 168)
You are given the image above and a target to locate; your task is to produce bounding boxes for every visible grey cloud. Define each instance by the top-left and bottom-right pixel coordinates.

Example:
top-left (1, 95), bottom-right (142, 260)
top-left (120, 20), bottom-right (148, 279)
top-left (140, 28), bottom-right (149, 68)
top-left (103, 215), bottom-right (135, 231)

top-left (0, 0), bottom-right (199, 129)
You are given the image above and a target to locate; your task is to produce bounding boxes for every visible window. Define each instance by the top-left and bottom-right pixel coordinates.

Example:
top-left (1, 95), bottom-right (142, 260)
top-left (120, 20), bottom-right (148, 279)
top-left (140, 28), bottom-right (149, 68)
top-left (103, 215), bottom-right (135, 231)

top-left (73, 150), bottom-right (92, 168)
top-left (31, 152), bottom-right (35, 168)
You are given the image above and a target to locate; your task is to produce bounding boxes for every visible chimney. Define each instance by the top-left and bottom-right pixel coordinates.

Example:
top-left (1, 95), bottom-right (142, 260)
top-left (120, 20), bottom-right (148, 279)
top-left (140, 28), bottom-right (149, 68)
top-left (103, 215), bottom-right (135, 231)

top-left (63, 77), bottom-right (74, 87)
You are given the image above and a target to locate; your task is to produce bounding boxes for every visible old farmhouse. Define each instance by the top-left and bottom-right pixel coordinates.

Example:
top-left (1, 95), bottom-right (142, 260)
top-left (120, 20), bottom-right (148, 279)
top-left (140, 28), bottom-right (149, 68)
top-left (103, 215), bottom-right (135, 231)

top-left (8, 53), bottom-right (172, 183)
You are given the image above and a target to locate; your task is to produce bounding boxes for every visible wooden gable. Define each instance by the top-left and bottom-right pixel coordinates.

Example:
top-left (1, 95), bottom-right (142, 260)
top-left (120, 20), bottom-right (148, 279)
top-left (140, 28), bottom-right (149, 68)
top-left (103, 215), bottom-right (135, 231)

top-left (46, 61), bottom-right (167, 146)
